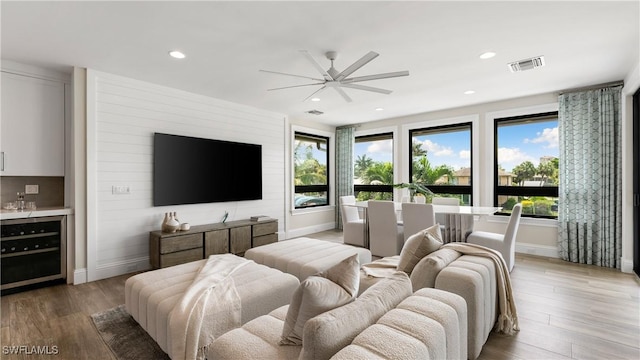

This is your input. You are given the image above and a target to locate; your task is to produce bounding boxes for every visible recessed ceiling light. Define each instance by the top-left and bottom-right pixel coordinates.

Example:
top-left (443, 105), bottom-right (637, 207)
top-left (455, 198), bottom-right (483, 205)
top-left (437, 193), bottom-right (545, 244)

top-left (479, 52), bottom-right (496, 60)
top-left (464, 90), bottom-right (475, 95)
top-left (375, 107), bottom-right (384, 111)
top-left (311, 97), bottom-right (321, 102)
top-left (169, 50), bottom-right (186, 59)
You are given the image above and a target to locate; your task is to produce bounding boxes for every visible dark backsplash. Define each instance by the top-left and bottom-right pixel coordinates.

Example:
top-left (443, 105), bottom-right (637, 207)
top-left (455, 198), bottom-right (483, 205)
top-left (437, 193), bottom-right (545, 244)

top-left (0, 176), bottom-right (64, 208)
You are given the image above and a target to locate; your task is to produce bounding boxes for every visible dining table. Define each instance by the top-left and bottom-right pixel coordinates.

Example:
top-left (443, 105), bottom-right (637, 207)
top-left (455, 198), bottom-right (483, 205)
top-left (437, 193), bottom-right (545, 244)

top-left (350, 201), bottom-right (501, 248)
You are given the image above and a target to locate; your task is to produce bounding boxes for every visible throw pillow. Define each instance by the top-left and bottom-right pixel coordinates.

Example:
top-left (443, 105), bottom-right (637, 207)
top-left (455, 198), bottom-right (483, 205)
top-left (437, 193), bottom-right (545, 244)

top-left (397, 223), bottom-right (443, 274)
top-left (410, 248), bottom-right (461, 290)
top-left (280, 254), bottom-right (360, 345)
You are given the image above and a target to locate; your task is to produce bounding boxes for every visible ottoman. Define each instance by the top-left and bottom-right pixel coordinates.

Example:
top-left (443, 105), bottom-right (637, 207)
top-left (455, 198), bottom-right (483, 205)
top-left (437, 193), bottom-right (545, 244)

top-left (244, 237), bottom-right (372, 281)
top-left (124, 257), bottom-right (299, 354)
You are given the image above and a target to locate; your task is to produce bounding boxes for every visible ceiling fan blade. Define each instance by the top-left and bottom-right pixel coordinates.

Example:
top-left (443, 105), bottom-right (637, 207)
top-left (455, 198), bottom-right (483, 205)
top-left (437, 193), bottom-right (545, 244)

top-left (259, 69), bottom-right (324, 82)
top-left (335, 51), bottom-right (379, 81)
top-left (341, 70), bottom-right (410, 84)
top-left (340, 83), bottom-right (392, 94)
top-left (332, 86), bottom-right (353, 102)
top-left (300, 50), bottom-right (333, 81)
top-left (303, 86), bottom-right (327, 102)
top-left (267, 83), bottom-right (324, 91)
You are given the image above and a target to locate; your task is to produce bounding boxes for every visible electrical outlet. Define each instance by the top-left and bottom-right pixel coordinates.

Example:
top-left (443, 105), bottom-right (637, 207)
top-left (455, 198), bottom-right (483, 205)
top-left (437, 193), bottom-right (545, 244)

top-left (25, 185), bottom-right (39, 194)
top-left (112, 185), bottom-right (131, 195)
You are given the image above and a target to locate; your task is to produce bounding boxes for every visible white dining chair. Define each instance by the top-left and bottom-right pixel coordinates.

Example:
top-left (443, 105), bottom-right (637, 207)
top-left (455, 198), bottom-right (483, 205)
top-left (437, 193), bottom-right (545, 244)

top-left (367, 200), bottom-right (404, 257)
top-left (401, 203), bottom-right (436, 242)
top-left (466, 204), bottom-right (522, 272)
top-left (339, 195), bottom-right (366, 247)
top-left (431, 197), bottom-right (460, 240)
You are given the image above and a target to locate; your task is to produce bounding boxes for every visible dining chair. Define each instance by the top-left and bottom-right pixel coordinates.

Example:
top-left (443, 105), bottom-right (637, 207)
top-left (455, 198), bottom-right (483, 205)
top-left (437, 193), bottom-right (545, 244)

top-left (367, 200), bottom-right (404, 257)
top-left (339, 195), bottom-right (365, 247)
top-left (466, 204), bottom-right (522, 272)
top-left (432, 196), bottom-right (459, 221)
top-left (431, 197), bottom-right (460, 240)
top-left (401, 203), bottom-right (436, 242)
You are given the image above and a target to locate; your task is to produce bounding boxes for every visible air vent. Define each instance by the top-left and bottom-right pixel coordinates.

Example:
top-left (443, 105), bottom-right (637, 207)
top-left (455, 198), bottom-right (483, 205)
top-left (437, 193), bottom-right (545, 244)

top-left (507, 56), bottom-right (545, 73)
top-left (306, 110), bottom-right (324, 115)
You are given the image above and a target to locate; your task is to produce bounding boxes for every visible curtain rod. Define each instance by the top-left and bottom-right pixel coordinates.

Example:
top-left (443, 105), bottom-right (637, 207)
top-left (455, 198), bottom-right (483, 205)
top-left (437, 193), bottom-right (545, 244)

top-left (559, 80), bottom-right (624, 95)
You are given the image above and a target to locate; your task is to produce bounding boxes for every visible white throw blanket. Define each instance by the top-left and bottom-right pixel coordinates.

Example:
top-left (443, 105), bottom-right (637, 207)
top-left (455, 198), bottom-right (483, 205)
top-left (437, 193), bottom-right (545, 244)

top-left (168, 254), bottom-right (250, 360)
top-left (442, 243), bottom-right (520, 335)
top-left (360, 256), bottom-right (400, 278)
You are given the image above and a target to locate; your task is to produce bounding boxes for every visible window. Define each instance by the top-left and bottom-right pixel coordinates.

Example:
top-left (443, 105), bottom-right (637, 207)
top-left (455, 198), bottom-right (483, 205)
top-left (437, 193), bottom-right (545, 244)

top-left (409, 123), bottom-right (472, 205)
top-left (494, 112), bottom-right (559, 218)
top-left (294, 132), bottom-right (329, 209)
top-left (354, 133), bottom-right (394, 201)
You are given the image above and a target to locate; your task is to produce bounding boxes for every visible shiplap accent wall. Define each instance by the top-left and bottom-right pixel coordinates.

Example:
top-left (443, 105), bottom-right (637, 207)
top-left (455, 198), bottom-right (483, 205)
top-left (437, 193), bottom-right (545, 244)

top-left (85, 70), bottom-right (285, 281)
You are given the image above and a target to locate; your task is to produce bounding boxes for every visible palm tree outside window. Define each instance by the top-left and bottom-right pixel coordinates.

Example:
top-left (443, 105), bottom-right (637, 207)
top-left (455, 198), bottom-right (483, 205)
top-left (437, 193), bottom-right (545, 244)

top-left (354, 133), bottom-right (394, 201)
top-left (409, 123), bottom-right (473, 205)
top-left (294, 132), bottom-right (329, 209)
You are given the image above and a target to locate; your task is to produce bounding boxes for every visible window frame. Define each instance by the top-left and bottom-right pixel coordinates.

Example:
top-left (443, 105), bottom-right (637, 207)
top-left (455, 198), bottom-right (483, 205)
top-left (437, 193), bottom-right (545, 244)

top-left (353, 132), bottom-right (395, 200)
top-left (293, 131), bottom-right (330, 210)
top-left (493, 111), bottom-right (559, 219)
top-left (409, 122), bottom-right (474, 203)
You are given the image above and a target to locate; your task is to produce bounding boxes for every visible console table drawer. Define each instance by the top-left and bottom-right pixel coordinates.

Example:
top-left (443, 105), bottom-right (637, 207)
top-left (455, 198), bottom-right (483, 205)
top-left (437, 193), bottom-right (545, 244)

top-left (160, 233), bottom-right (202, 254)
top-left (253, 221), bottom-right (277, 237)
top-left (160, 248), bottom-right (203, 268)
top-left (253, 233), bottom-right (278, 248)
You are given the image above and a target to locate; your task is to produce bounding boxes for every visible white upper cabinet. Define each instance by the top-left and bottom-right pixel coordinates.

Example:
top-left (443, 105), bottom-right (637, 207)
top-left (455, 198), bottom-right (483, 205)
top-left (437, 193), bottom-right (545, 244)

top-left (1, 72), bottom-right (65, 176)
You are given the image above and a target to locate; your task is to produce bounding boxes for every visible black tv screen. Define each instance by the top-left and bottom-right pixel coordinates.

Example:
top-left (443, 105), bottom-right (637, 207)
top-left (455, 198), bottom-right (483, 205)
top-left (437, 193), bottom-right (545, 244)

top-left (153, 133), bottom-right (262, 206)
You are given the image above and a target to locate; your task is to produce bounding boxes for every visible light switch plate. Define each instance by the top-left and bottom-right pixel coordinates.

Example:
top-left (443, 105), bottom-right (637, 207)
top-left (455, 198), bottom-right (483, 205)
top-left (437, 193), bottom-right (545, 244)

top-left (25, 184), bottom-right (39, 194)
top-left (112, 185), bottom-right (131, 195)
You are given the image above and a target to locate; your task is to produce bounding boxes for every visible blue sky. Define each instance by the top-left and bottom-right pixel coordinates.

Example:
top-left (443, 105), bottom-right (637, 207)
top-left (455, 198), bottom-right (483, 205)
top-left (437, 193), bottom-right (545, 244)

top-left (355, 120), bottom-right (559, 172)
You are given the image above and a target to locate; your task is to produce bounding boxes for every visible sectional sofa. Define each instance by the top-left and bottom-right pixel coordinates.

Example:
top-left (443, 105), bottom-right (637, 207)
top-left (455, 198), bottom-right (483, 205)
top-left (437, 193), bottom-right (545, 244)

top-left (125, 228), bottom-right (510, 360)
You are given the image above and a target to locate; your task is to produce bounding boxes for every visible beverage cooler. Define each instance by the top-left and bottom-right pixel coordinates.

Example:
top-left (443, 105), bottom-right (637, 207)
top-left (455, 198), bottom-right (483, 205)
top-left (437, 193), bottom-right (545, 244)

top-left (1, 215), bottom-right (66, 291)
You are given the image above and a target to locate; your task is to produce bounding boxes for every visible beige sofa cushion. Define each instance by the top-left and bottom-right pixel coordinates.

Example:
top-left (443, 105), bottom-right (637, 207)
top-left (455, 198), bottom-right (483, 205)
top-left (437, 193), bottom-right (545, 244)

top-left (300, 271), bottom-right (412, 360)
top-left (435, 255), bottom-right (497, 360)
top-left (331, 288), bottom-right (467, 360)
top-left (208, 305), bottom-right (301, 360)
top-left (280, 254), bottom-right (359, 345)
top-left (410, 247), bottom-right (461, 290)
top-left (397, 224), bottom-right (443, 274)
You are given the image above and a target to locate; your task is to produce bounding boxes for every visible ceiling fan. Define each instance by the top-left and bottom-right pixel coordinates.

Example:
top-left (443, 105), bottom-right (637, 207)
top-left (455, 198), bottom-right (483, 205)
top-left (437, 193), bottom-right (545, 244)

top-left (260, 50), bottom-right (409, 102)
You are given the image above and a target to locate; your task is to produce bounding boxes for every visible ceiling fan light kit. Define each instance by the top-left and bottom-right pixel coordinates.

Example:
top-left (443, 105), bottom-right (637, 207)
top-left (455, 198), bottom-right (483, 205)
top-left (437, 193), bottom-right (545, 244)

top-left (260, 50), bottom-right (409, 102)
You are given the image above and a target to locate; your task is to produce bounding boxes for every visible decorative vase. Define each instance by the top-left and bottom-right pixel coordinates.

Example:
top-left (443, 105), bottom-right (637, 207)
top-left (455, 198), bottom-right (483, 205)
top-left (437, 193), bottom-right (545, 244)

top-left (165, 213), bottom-right (180, 233)
top-left (161, 212), bottom-right (170, 232)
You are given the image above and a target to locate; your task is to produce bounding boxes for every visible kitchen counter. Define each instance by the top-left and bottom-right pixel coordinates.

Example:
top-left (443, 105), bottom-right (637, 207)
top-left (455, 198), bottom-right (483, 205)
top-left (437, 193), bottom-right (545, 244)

top-left (0, 207), bottom-right (73, 220)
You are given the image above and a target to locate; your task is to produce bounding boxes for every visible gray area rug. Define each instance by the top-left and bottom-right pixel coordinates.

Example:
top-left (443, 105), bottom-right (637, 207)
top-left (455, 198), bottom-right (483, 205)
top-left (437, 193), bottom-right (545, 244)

top-left (91, 305), bottom-right (170, 360)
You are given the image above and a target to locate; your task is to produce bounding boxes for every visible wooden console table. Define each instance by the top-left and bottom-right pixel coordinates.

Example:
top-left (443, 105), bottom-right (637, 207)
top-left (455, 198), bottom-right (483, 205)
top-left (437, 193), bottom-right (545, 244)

top-left (149, 218), bottom-right (278, 269)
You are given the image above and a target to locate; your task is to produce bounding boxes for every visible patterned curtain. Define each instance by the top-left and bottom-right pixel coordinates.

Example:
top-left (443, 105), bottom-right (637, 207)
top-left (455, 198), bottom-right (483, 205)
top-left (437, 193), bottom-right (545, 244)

top-left (558, 86), bottom-right (622, 268)
top-left (335, 126), bottom-right (355, 229)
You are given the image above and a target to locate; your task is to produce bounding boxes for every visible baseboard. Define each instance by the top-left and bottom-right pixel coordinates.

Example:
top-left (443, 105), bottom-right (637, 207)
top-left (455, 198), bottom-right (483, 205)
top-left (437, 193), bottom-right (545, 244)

top-left (515, 243), bottom-right (559, 258)
top-left (621, 258), bottom-right (634, 274)
top-left (73, 268), bottom-right (87, 285)
top-left (93, 256), bottom-right (151, 281)
top-left (286, 222), bottom-right (336, 239)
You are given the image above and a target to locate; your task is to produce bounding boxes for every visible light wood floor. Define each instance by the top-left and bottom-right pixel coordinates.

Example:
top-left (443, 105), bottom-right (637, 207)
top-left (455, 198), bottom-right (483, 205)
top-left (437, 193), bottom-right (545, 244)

top-left (1, 230), bottom-right (639, 360)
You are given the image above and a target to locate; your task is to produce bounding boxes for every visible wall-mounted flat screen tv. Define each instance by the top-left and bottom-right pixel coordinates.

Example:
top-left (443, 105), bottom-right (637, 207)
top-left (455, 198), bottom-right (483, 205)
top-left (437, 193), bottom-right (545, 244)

top-left (153, 133), bottom-right (262, 206)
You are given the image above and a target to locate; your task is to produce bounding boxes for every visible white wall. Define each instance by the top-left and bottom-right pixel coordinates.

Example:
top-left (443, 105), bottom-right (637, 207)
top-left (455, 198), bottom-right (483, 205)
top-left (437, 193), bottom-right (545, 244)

top-left (621, 63), bottom-right (640, 273)
top-left (83, 70), bottom-right (286, 282)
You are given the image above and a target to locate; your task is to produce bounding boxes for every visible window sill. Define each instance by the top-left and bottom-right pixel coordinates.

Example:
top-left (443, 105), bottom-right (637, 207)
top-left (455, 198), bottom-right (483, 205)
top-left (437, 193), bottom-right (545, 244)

top-left (485, 214), bottom-right (558, 228)
top-left (291, 205), bottom-right (335, 216)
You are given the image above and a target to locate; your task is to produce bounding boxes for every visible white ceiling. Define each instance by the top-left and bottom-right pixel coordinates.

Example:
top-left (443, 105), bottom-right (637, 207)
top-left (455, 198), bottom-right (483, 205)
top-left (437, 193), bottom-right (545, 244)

top-left (2, 1), bottom-right (638, 126)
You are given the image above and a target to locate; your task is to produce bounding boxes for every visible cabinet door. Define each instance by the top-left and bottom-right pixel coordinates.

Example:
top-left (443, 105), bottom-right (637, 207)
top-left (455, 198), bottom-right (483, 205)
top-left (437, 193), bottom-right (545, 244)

top-left (230, 226), bottom-right (251, 255)
top-left (1, 72), bottom-right (65, 176)
top-left (205, 229), bottom-right (229, 257)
